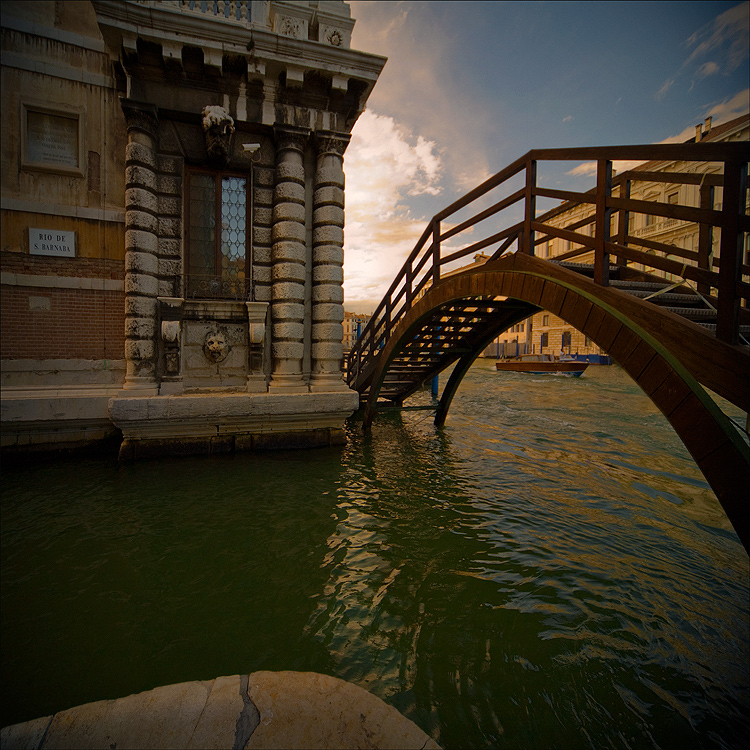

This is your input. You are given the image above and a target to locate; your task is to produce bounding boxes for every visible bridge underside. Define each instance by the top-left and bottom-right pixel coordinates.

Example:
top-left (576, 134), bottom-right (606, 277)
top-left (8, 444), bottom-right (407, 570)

top-left (355, 254), bottom-right (750, 553)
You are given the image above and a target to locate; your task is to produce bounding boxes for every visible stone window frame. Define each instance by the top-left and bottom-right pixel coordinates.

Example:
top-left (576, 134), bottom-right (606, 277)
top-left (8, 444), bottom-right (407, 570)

top-left (20, 100), bottom-right (85, 177)
top-left (184, 165), bottom-right (252, 300)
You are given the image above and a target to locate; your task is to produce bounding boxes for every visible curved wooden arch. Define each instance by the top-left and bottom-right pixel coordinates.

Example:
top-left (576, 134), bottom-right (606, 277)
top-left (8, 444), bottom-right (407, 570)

top-left (364, 254), bottom-right (750, 552)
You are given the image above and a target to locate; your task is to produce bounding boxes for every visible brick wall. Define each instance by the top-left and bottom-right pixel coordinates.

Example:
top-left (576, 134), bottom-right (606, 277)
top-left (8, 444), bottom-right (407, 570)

top-left (1, 284), bottom-right (125, 359)
top-left (0, 252), bottom-right (124, 280)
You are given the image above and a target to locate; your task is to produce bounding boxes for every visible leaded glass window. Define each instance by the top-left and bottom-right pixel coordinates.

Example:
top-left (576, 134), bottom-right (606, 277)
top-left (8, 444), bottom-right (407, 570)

top-left (186, 169), bottom-right (250, 299)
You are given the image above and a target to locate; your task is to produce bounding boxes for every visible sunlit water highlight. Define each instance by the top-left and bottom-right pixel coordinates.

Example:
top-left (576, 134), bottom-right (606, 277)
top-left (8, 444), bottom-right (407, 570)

top-left (2, 363), bottom-right (748, 748)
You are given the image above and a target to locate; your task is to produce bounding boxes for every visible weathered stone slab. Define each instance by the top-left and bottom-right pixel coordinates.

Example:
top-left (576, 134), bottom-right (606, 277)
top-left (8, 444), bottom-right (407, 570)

top-left (41, 680), bottom-right (212, 749)
top-left (0, 714), bottom-right (52, 750)
top-left (245, 671), bottom-right (438, 750)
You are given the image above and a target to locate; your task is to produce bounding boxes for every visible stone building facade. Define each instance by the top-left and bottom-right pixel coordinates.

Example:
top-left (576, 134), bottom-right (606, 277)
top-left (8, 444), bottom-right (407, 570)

top-left (1, 0), bottom-right (385, 456)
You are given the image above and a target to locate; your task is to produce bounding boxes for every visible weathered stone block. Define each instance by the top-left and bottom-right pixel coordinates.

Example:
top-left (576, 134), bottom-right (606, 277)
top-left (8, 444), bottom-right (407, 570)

top-left (158, 237), bottom-right (181, 257)
top-left (313, 186), bottom-right (344, 207)
top-left (125, 273), bottom-right (159, 297)
top-left (272, 282), bottom-right (305, 303)
top-left (158, 258), bottom-right (181, 277)
top-left (125, 339), bottom-right (155, 360)
top-left (125, 251), bottom-right (159, 275)
top-left (312, 246), bottom-right (344, 265)
top-left (313, 205), bottom-right (344, 227)
top-left (312, 285), bottom-right (344, 304)
top-left (126, 187), bottom-right (158, 213)
top-left (272, 241), bottom-right (306, 264)
top-left (273, 262), bottom-right (306, 284)
top-left (125, 142), bottom-right (156, 169)
top-left (312, 322), bottom-right (343, 340)
top-left (125, 317), bottom-right (157, 339)
top-left (253, 246), bottom-right (272, 264)
top-left (311, 342), bottom-right (343, 361)
top-left (254, 286), bottom-right (272, 302)
top-left (312, 225), bottom-right (344, 246)
top-left (272, 301), bottom-right (305, 320)
top-left (254, 226), bottom-right (272, 245)
top-left (158, 279), bottom-right (175, 297)
top-left (125, 229), bottom-right (158, 254)
top-left (157, 154), bottom-right (182, 174)
top-left (158, 217), bottom-right (181, 238)
top-left (254, 207), bottom-right (273, 226)
top-left (275, 162), bottom-right (305, 184)
top-left (254, 186), bottom-right (274, 207)
top-left (157, 175), bottom-right (181, 194)
top-left (313, 265), bottom-right (344, 283)
top-left (273, 202), bottom-right (305, 223)
top-left (271, 221), bottom-right (305, 244)
top-left (126, 164), bottom-right (157, 191)
top-left (255, 166), bottom-right (274, 186)
top-left (274, 181), bottom-right (305, 204)
top-left (312, 303), bottom-right (344, 322)
top-left (273, 321), bottom-right (305, 340)
top-left (126, 210), bottom-right (158, 233)
top-left (125, 296), bottom-right (157, 318)
top-left (315, 165), bottom-right (344, 187)
top-left (158, 195), bottom-right (181, 216)
top-left (272, 341), bottom-right (304, 360)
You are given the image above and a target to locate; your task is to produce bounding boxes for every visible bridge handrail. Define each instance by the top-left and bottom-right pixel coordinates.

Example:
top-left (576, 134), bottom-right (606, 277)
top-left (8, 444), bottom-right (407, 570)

top-left (346, 142), bottom-right (749, 384)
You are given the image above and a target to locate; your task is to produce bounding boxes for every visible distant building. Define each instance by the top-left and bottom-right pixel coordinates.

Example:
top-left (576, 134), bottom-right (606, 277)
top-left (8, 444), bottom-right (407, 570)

top-left (343, 311), bottom-right (371, 352)
top-left (1, 0), bottom-right (385, 456)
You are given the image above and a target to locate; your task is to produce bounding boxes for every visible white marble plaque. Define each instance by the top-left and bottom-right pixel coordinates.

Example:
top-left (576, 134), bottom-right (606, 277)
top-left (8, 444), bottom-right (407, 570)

top-left (26, 110), bottom-right (79, 168)
top-left (29, 228), bottom-right (76, 257)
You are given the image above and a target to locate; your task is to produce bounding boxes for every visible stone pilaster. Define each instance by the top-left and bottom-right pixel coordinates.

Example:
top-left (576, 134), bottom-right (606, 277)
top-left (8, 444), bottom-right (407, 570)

top-left (310, 131), bottom-right (349, 391)
top-left (121, 100), bottom-right (160, 394)
top-left (270, 126), bottom-right (309, 392)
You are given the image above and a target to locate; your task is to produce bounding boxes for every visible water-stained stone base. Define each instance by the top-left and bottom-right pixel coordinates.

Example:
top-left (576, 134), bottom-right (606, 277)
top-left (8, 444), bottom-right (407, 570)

top-left (0, 672), bottom-right (439, 750)
top-left (109, 390), bottom-right (358, 459)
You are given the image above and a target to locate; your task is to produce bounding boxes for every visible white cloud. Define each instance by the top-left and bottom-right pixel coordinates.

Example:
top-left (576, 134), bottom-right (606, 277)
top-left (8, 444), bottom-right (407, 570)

top-left (563, 115), bottom-right (574, 123)
top-left (695, 61), bottom-right (720, 80)
top-left (343, 110), bottom-right (443, 312)
top-left (684, 1), bottom-right (750, 74)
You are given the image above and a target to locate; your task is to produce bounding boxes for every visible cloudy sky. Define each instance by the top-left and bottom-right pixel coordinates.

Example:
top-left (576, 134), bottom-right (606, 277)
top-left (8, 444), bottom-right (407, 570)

top-left (341, 0), bottom-right (750, 312)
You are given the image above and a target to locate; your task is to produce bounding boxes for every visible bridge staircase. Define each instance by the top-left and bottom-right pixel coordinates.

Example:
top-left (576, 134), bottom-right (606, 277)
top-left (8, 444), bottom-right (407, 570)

top-left (346, 142), bottom-right (750, 552)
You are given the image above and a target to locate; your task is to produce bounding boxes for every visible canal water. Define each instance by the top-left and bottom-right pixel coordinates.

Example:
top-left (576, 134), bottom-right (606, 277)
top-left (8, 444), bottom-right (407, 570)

top-left (2, 363), bottom-right (748, 749)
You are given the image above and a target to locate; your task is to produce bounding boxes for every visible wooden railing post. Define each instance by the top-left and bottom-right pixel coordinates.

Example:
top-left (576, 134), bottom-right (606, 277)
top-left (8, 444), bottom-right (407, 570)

top-left (698, 181), bottom-right (715, 297)
top-left (522, 159), bottom-right (537, 254)
top-left (615, 178), bottom-right (630, 268)
top-left (716, 160), bottom-right (746, 344)
top-left (594, 159), bottom-right (613, 286)
top-left (432, 219), bottom-right (441, 284)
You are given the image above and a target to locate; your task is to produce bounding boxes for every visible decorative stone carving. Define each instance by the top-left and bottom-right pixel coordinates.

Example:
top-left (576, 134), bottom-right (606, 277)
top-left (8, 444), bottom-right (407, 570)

top-left (278, 16), bottom-right (303, 39)
top-left (202, 106), bottom-right (235, 169)
top-left (324, 27), bottom-right (344, 47)
top-left (203, 328), bottom-right (232, 363)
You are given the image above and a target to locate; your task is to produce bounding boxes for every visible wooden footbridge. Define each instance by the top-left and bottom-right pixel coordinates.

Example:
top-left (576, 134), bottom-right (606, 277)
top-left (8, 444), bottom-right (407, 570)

top-left (345, 143), bottom-right (750, 552)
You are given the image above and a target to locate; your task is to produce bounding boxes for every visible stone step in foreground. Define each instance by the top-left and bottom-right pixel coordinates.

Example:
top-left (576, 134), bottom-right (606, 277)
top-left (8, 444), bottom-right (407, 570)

top-left (1, 671), bottom-right (440, 750)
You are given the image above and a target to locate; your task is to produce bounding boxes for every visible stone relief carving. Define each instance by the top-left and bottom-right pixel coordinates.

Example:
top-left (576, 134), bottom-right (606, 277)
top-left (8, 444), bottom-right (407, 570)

top-left (279, 16), bottom-right (303, 39)
top-left (203, 328), bottom-right (231, 364)
top-left (202, 105), bottom-right (234, 169)
top-left (161, 320), bottom-right (181, 375)
top-left (323, 27), bottom-right (344, 46)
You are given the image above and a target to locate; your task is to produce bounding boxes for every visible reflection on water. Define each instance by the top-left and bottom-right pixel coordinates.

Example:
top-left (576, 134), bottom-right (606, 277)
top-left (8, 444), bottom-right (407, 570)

top-left (1, 364), bottom-right (748, 748)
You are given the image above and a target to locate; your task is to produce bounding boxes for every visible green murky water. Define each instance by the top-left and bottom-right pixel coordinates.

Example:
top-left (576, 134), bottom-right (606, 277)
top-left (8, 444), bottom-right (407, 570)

top-left (2, 363), bottom-right (748, 748)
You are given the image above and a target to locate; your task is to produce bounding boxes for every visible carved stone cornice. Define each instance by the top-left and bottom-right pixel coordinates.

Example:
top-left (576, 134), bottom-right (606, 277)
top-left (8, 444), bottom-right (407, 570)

top-left (121, 99), bottom-right (159, 138)
top-left (274, 125), bottom-right (311, 154)
top-left (314, 131), bottom-right (351, 158)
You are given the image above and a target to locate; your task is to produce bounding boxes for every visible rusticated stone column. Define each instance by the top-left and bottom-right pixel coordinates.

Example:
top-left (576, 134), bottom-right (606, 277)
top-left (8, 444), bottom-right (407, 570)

top-left (310, 131), bottom-right (350, 391)
top-left (270, 126), bottom-right (309, 392)
top-left (120, 100), bottom-right (160, 393)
